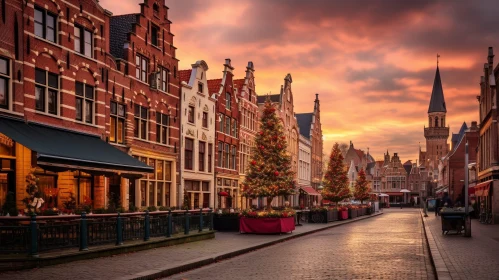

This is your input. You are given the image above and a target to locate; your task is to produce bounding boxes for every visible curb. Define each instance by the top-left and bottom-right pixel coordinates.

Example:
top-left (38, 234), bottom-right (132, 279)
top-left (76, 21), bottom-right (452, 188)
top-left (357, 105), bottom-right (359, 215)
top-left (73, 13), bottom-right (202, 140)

top-left (420, 211), bottom-right (452, 280)
top-left (122, 212), bottom-right (384, 280)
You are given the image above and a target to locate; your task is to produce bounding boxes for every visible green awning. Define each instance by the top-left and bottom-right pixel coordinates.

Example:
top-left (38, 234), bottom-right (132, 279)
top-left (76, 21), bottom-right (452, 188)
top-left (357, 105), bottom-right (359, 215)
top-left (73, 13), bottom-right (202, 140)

top-left (0, 117), bottom-right (153, 175)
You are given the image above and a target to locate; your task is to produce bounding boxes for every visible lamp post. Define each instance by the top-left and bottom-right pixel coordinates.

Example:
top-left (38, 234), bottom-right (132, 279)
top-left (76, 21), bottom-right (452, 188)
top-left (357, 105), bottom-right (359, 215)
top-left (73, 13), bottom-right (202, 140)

top-left (464, 141), bottom-right (471, 237)
top-left (318, 184), bottom-right (323, 206)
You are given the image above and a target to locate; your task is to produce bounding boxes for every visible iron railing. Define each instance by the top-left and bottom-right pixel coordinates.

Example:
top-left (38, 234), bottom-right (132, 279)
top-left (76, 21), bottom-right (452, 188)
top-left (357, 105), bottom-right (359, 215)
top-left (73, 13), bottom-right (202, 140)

top-left (0, 208), bottom-right (214, 256)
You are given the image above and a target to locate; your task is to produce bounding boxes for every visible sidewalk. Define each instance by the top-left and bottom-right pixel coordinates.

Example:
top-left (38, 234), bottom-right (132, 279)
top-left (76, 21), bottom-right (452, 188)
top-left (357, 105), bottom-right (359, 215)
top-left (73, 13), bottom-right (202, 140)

top-left (0, 213), bottom-right (382, 280)
top-left (422, 212), bottom-right (499, 280)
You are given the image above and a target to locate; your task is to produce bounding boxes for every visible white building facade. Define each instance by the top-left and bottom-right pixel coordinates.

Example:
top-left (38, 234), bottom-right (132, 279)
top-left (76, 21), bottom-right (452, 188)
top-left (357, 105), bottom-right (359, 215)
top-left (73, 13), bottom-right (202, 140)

top-left (179, 60), bottom-right (216, 209)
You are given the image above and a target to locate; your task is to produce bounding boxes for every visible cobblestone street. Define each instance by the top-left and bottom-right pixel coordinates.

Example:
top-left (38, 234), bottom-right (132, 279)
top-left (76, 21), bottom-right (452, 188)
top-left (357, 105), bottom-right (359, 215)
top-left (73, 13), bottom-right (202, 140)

top-left (167, 209), bottom-right (435, 280)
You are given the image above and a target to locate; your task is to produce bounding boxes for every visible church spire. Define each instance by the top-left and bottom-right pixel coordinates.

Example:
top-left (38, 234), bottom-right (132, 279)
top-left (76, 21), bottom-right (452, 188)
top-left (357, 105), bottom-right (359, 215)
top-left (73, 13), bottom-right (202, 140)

top-left (428, 59), bottom-right (446, 113)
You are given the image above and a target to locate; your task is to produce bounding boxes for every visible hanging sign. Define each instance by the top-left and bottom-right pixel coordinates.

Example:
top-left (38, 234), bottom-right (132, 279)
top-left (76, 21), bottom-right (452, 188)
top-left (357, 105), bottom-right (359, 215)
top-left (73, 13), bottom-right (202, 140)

top-left (0, 134), bottom-right (13, 148)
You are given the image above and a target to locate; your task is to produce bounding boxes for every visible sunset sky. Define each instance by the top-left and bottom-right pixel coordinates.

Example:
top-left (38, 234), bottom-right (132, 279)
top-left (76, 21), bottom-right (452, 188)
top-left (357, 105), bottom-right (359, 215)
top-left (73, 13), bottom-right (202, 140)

top-left (99, 0), bottom-right (498, 162)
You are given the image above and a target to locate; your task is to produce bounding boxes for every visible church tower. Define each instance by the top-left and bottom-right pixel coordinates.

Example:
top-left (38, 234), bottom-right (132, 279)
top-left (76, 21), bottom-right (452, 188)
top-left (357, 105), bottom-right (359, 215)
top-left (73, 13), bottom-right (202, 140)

top-left (421, 63), bottom-right (450, 170)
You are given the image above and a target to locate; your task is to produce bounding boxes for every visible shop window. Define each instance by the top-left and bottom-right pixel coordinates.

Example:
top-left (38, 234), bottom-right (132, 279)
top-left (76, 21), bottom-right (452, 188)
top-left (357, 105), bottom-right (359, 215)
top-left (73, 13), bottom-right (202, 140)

top-left (187, 105), bottom-right (195, 123)
top-left (75, 82), bottom-right (94, 123)
top-left (149, 182), bottom-right (154, 206)
top-left (135, 54), bottom-right (148, 83)
top-left (134, 104), bottom-right (148, 140)
top-left (74, 25), bottom-right (93, 58)
top-left (202, 112), bottom-right (208, 128)
top-left (199, 141), bottom-right (205, 172)
top-left (185, 138), bottom-right (194, 170)
top-left (34, 7), bottom-right (57, 43)
top-left (156, 112), bottom-right (169, 144)
top-left (140, 181), bottom-right (146, 207)
top-left (37, 174), bottom-right (58, 208)
top-left (74, 171), bottom-right (92, 205)
top-left (35, 68), bottom-right (59, 115)
top-left (110, 101), bottom-right (125, 144)
top-left (0, 57), bottom-right (10, 110)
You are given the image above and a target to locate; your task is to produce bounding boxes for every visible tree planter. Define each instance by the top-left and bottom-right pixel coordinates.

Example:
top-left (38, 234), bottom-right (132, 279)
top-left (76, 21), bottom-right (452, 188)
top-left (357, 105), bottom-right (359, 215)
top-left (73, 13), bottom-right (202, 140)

top-left (309, 209), bottom-right (338, 223)
top-left (213, 215), bottom-right (240, 231)
top-left (338, 210), bottom-right (348, 220)
top-left (349, 208), bottom-right (358, 219)
top-left (239, 217), bottom-right (295, 234)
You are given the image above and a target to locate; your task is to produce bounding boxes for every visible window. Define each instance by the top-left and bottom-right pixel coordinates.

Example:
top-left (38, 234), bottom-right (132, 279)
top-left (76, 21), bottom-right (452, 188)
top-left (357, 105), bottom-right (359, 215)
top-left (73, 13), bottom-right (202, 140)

top-left (110, 101), bottom-right (125, 144)
top-left (218, 142), bottom-right (223, 168)
top-left (74, 25), bottom-right (93, 57)
top-left (35, 69), bottom-right (59, 115)
top-left (75, 82), bottom-right (94, 123)
top-left (160, 67), bottom-right (169, 92)
top-left (0, 58), bottom-right (9, 109)
top-left (34, 7), bottom-right (57, 43)
top-left (219, 114), bottom-right (224, 132)
top-left (135, 54), bottom-right (148, 82)
top-left (224, 143), bottom-right (230, 168)
top-left (208, 143), bottom-right (212, 173)
top-left (156, 112), bottom-right (169, 144)
top-left (231, 145), bottom-right (236, 170)
top-left (198, 82), bottom-right (203, 93)
top-left (232, 119), bottom-right (238, 137)
top-left (185, 138), bottom-right (194, 170)
top-left (151, 24), bottom-right (159, 46)
top-left (225, 116), bottom-right (230, 135)
top-left (225, 92), bottom-right (231, 110)
top-left (202, 112), bottom-right (208, 128)
top-left (199, 141), bottom-right (205, 172)
top-left (188, 105), bottom-right (195, 123)
top-left (134, 104), bottom-right (148, 140)
top-left (137, 156), bottom-right (172, 207)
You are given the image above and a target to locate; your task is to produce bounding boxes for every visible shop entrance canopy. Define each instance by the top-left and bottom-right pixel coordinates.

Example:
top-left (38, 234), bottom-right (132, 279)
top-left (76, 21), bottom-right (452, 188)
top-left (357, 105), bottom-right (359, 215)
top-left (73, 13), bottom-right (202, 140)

top-left (0, 117), bottom-right (153, 176)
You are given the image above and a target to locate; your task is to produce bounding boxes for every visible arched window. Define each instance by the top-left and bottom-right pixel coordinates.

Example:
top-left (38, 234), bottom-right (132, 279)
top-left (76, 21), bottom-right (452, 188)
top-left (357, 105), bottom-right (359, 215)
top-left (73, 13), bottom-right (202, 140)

top-left (435, 118), bottom-right (438, 127)
top-left (441, 117), bottom-right (444, 127)
top-left (429, 117), bottom-right (432, 127)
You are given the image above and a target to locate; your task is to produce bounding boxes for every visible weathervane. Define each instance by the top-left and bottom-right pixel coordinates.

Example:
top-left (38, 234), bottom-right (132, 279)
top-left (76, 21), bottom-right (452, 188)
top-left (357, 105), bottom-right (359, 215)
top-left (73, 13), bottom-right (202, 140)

top-left (437, 53), bottom-right (440, 66)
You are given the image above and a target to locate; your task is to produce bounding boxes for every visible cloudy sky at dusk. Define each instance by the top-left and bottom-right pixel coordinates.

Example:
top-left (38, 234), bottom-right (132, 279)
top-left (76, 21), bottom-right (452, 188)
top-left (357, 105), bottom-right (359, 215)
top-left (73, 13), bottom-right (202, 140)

top-left (99, 0), bottom-right (499, 162)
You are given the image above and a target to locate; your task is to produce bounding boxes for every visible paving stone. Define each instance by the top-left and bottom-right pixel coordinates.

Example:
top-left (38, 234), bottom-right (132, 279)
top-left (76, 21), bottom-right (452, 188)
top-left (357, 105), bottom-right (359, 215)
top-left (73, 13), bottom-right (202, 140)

top-left (166, 209), bottom-right (435, 280)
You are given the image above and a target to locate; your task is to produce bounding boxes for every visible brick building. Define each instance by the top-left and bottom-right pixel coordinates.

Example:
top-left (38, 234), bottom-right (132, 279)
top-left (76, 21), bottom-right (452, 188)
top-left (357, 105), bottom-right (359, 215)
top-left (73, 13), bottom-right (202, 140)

top-left (209, 59), bottom-right (240, 209)
top-left (108, 0), bottom-right (180, 210)
top-left (179, 60), bottom-right (216, 209)
top-left (0, 0), bottom-right (163, 212)
top-left (476, 47), bottom-right (499, 223)
top-left (419, 65), bottom-right (449, 188)
top-left (234, 61), bottom-right (258, 209)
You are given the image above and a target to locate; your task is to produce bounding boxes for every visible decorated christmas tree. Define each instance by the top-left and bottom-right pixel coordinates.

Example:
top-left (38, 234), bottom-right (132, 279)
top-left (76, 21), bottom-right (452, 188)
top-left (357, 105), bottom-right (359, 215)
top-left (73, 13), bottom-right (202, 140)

top-left (241, 99), bottom-right (295, 211)
top-left (353, 168), bottom-right (371, 204)
top-left (321, 143), bottom-right (351, 205)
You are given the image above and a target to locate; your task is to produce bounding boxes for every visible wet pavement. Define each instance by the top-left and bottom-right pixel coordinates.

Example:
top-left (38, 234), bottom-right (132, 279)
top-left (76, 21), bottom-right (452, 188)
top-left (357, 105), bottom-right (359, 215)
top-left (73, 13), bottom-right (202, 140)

top-left (166, 208), bottom-right (435, 280)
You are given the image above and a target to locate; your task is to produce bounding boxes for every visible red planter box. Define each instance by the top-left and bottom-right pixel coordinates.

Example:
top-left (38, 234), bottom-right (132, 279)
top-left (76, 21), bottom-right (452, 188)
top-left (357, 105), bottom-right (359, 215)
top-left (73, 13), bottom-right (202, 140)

top-left (338, 210), bottom-right (348, 220)
top-left (239, 217), bottom-right (295, 234)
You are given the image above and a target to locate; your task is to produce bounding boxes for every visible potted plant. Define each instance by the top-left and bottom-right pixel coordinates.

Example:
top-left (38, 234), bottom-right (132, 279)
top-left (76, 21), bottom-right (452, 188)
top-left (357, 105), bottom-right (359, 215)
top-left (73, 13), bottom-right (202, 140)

top-left (338, 206), bottom-right (348, 220)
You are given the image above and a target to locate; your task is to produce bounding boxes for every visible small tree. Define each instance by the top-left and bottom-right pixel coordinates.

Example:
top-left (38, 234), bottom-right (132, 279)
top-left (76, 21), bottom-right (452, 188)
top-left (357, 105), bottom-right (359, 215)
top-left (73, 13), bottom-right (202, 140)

top-left (321, 143), bottom-right (351, 205)
top-left (241, 99), bottom-right (295, 211)
top-left (353, 168), bottom-right (371, 204)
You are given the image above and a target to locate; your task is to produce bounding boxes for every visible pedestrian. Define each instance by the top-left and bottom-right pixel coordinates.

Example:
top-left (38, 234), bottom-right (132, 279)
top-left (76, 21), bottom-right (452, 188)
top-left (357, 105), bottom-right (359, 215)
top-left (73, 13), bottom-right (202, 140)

top-left (455, 194), bottom-right (463, 207)
top-left (442, 192), bottom-right (453, 208)
top-left (435, 198), bottom-right (441, 216)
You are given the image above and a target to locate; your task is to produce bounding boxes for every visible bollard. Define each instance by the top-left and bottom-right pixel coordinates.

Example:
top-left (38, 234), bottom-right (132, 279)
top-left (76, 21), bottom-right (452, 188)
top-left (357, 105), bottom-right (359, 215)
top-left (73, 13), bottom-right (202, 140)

top-left (116, 212), bottom-right (123, 245)
top-left (29, 214), bottom-right (39, 257)
top-left (144, 210), bottom-right (150, 241)
top-left (184, 210), bottom-right (190, 235)
top-left (166, 210), bottom-right (172, 238)
top-left (79, 212), bottom-right (88, 251)
top-left (209, 209), bottom-right (214, 231)
top-left (199, 208), bottom-right (203, 232)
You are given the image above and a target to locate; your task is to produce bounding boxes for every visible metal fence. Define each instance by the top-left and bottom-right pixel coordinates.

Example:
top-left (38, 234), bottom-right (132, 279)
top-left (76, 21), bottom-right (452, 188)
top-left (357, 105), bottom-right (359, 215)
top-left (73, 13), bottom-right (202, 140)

top-left (0, 209), bottom-right (213, 256)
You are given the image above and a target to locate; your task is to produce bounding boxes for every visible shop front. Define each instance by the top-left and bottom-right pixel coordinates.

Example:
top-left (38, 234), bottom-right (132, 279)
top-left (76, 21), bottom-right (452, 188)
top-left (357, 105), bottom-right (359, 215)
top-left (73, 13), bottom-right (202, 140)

top-left (215, 177), bottom-right (239, 209)
top-left (298, 186), bottom-right (320, 208)
top-left (0, 117), bottom-right (153, 214)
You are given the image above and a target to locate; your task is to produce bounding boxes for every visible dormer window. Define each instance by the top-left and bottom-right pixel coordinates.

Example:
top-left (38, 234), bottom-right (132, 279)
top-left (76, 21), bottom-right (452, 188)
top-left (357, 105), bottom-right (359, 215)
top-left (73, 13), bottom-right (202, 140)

top-left (153, 3), bottom-right (160, 16)
top-left (198, 82), bottom-right (203, 93)
top-left (225, 92), bottom-right (231, 110)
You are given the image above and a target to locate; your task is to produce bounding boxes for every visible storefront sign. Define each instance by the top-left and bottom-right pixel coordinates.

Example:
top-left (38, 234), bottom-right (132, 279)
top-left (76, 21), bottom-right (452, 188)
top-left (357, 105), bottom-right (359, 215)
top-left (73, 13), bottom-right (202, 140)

top-left (0, 134), bottom-right (13, 148)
